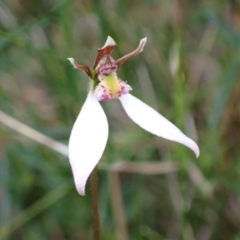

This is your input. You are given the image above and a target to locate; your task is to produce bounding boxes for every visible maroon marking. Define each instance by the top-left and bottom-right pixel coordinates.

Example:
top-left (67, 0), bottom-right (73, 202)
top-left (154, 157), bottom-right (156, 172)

top-left (72, 60), bottom-right (92, 78)
top-left (98, 64), bottom-right (118, 75)
top-left (93, 45), bottom-right (116, 69)
top-left (116, 40), bottom-right (146, 67)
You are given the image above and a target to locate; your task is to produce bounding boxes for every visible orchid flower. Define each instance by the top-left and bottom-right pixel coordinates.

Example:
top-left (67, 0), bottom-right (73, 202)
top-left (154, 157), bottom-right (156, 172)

top-left (68, 36), bottom-right (200, 195)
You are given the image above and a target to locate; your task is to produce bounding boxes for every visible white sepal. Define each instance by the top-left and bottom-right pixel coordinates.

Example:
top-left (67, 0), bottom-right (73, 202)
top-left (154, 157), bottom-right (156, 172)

top-left (67, 57), bottom-right (74, 65)
top-left (69, 92), bottom-right (109, 195)
top-left (101, 36), bottom-right (116, 49)
top-left (119, 93), bottom-right (199, 157)
top-left (138, 37), bottom-right (147, 52)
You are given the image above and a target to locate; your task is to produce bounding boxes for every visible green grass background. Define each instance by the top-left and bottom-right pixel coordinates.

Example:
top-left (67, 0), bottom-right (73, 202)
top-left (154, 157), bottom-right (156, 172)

top-left (0, 0), bottom-right (240, 239)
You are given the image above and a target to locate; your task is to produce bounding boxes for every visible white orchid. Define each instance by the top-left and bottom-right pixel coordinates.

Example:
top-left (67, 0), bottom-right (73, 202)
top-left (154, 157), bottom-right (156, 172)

top-left (68, 36), bottom-right (199, 195)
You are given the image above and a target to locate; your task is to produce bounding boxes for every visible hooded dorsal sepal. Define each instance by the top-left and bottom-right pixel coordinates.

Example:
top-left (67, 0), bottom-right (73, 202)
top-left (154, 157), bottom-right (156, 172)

top-left (93, 36), bottom-right (117, 69)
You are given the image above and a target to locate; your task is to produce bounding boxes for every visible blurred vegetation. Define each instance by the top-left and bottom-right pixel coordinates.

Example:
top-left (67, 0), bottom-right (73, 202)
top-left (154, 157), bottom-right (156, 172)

top-left (0, 0), bottom-right (240, 239)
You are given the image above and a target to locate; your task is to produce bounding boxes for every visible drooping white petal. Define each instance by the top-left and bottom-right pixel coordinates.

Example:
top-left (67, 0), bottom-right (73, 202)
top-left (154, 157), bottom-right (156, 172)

top-left (119, 94), bottom-right (200, 157)
top-left (69, 92), bottom-right (108, 195)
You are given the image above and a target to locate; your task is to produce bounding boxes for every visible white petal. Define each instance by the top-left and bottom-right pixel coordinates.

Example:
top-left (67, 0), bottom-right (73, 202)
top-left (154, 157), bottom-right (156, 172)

top-left (138, 37), bottom-right (147, 52)
top-left (69, 93), bottom-right (108, 195)
top-left (67, 57), bottom-right (75, 66)
top-left (119, 94), bottom-right (200, 157)
top-left (101, 36), bottom-right (116, 49)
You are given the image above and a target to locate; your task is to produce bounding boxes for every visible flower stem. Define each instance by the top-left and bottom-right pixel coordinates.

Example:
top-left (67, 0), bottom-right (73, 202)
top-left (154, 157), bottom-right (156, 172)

top-left (90, 167), bottom-right (100, 240)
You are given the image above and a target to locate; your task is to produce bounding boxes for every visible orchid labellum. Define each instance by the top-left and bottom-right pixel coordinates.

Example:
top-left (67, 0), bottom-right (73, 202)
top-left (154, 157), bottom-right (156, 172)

top-left (68, 36), bottom-right (199, 195)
